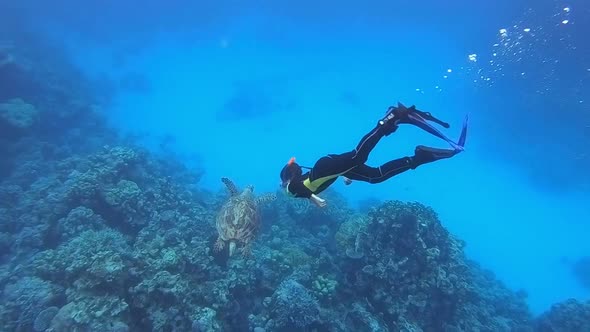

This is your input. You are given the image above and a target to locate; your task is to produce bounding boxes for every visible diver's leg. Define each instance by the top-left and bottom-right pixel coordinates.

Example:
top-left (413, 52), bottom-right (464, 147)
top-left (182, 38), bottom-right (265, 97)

top-left (308, 153), bottom-right (357, 182)
top-left (306, 107), bottom-right (407, 183)
top-left (344, 145), bottom-right (460, 184)
top-left (350, 108), bottom-right (401, 164)
top-left (344, 158), bottom-right (413, 184)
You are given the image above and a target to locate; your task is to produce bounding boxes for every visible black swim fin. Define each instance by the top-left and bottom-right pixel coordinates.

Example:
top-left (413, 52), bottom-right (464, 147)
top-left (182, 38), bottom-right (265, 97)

top-left (411, 145), bottom-right (460, 169)
top-left (395, 102), bottom-right (468, 151)
top-left (405, 104), bottom-right (450, 128)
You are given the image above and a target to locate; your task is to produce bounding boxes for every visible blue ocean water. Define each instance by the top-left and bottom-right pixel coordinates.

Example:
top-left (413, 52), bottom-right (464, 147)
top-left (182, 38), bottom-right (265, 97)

top-left (1, 0), bottom-right (589, 330)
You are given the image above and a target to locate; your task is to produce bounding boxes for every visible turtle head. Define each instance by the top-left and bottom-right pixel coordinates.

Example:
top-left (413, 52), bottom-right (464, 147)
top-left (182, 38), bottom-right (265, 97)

top-left (245, 184), bottom-right (254, 193)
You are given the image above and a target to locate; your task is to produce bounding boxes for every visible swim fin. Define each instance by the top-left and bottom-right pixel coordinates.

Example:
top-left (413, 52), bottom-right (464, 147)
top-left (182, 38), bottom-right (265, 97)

top-left (411, 145), bottom-right (460, 168)
top-left (410, 113), bottom-right (468, 169)
top-left (395, 102), bottom-right (468, 151)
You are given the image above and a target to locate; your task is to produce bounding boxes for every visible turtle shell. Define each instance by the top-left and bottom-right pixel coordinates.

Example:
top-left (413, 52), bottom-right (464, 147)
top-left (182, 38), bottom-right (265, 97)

top-left (214, 178), bottom-right (263, 256)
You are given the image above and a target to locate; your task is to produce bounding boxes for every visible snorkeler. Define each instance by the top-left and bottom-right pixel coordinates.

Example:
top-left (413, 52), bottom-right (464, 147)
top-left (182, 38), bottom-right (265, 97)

top-left (279, 102), bottom-right (468, 207)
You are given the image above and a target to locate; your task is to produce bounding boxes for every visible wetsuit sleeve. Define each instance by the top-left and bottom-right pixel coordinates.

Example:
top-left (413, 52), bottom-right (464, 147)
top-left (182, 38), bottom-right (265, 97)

top-left (287, 180), bottom-right (313, 198)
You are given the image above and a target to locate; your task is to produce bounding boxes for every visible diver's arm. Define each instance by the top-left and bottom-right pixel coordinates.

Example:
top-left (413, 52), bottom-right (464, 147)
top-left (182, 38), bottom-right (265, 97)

top-left (287, 181), bottom-right (313, 198)
top-left (286, 175), bottom-right (326, 207)
top-left (310, 194), bottom-right (327, 207)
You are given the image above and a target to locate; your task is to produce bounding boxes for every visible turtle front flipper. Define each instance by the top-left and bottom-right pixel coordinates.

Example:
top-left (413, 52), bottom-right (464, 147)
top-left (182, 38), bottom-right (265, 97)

top-left (221, 177), bottom-right (239, 196)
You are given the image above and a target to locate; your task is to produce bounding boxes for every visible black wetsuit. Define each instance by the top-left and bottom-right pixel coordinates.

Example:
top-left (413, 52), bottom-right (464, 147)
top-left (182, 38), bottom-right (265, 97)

top-left (286, 122), bottom-right (415, 198)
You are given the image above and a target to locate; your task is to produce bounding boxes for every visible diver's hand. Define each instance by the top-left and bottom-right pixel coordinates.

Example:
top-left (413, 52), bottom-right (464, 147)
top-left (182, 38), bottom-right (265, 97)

top-left (310, 194), bottom-right (327, 208)
top-left (343, 177), bottom-right (352, 185)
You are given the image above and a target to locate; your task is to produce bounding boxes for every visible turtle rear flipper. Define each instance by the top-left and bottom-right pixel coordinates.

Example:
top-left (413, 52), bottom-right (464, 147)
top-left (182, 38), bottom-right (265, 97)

top-left (256, 193), bottom-right (277, 204)
top-left (214, 237), bottom-right (225, 252)
top-left (221, 177), bottom-right (239, 196)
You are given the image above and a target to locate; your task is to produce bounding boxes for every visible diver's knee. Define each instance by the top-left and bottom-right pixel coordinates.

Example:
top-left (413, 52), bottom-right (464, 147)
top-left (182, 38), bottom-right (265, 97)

top-left (351, 153), bottom-right (369, 165)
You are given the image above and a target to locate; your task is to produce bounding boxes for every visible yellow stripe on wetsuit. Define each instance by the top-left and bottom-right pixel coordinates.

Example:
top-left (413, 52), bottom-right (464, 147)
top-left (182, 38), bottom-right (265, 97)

top-left (303, 167), bottom-right (355, 192)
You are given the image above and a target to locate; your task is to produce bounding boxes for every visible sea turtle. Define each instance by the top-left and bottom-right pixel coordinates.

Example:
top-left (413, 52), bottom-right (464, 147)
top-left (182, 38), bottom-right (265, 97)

top-left (214, 177), bottom-right (276, 256)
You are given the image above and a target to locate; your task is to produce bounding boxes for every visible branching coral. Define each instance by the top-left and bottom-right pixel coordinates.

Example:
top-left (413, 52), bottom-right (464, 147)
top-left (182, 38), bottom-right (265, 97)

top-left (312, 275), bottom-right (339, 302)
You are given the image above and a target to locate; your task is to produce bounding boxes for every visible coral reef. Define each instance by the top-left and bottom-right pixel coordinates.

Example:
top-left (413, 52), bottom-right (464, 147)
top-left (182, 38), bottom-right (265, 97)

top-left (1, 277), bottom-right (63, 331)
top-left (535, 299), bottom-right (590, 332)
top-left (333, 201), bottom-right (534, 331)
top-left (270, 278), bottom-right (321, 329)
